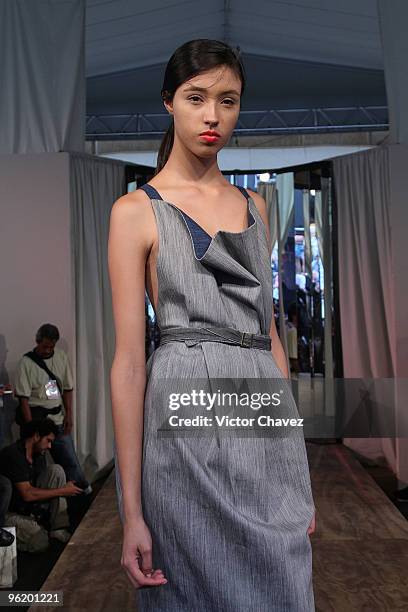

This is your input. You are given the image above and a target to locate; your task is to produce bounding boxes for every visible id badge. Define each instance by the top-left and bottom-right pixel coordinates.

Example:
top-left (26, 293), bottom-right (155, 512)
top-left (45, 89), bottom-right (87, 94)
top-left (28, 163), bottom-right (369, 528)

top-left (45, 380), bottom-right (60, 399)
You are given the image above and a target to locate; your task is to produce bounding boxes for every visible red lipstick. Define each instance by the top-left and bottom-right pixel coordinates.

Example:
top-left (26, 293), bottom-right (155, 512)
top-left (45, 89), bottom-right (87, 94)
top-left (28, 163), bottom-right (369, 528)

top-left (199, 130), bottom-right (221, 143)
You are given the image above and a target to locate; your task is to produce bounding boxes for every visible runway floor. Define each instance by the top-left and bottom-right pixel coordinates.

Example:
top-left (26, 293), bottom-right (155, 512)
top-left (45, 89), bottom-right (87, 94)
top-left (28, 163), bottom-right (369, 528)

top-left (27, 442), bottom-right (408, 612)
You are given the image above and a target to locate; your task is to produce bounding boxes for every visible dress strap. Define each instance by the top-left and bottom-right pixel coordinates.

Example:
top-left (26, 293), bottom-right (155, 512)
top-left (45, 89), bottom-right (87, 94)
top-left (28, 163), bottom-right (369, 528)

top-left (234, 185), bottom-right (250, 200)
top-left (140, 183), bottom-right (163, 200)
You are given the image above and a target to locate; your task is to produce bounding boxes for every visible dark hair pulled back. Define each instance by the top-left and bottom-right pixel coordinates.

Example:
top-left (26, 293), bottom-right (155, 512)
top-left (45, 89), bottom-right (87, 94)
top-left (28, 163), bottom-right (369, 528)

top-left (155, 39), bottom-right (246, 174)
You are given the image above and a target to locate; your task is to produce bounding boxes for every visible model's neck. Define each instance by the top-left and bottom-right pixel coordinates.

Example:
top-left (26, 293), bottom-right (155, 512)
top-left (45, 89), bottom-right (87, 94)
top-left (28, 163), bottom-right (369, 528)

top-left (163, 139), bottom-right (221, 186)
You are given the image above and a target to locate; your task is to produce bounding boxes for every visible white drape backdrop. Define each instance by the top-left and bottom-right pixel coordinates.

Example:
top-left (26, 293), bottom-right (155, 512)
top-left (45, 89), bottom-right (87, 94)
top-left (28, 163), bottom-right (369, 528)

top-left (302, 190), bottom-right (312, 281)
top-left (314, 191), bottom-right (324, 263)
top-left (332, 146), bottom-right (399, 476)
top-left (0, 0), bottom-right (85, 153)
top-left (258, 175), bottom-right (295, 376)
top-left (70, 153), bottom-right (127, 480)
top-left (276, 174), bottom-right (295, 375)
top-left (258, 182), bottom-right (278, 250)
top-left (315, 181), bottom-right (335, 414)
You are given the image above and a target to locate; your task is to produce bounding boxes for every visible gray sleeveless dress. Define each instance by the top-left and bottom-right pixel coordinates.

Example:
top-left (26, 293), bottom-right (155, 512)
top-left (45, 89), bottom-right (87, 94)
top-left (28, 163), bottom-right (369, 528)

top-left (114, 184), bottom-right (315, 611)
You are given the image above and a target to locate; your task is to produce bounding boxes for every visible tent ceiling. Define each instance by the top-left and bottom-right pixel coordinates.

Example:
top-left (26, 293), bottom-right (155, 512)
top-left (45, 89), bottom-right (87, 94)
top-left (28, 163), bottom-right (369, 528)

top-left (86, 0), bottom-right (383, 76)
top-left (85, 0), bottom-right (386, 133)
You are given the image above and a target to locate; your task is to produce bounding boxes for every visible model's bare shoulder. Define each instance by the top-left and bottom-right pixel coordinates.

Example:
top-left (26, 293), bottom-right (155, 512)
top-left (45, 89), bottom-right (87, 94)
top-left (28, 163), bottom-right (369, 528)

top-left (108, 189), bottom-right (154, 366)
top-left (247, 188), bottom-right (272, 254)
top-left (109, 189), bottom-right (156, 253)
top-left (247, 188), bottom-right (268, 222)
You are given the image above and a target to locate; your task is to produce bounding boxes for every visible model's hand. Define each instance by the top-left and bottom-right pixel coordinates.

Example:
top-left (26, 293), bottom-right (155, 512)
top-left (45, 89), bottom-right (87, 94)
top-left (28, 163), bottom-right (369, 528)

top-left (307, 511), bottom-right (316, 536)
top-left (122, 517), bottom-right (168, 589)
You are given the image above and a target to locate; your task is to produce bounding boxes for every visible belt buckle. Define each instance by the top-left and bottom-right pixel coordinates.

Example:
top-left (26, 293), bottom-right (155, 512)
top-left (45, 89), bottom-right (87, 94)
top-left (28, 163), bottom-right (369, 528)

top-left (240, 331), bottom-right (253, 348)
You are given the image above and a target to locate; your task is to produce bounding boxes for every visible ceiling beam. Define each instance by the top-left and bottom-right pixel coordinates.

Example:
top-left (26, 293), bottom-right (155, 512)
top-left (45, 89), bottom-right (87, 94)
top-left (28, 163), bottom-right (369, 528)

top-left (86, 106), bottom-right (388, 140)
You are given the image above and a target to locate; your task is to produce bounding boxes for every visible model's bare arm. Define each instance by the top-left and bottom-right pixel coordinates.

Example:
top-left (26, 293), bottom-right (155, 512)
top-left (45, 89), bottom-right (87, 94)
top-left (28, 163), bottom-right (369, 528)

top-left (108, 191), bottom-right (168, 589)
top-left (248, 189), bottom-right (289, 379)
top-left (108, 191), bottom-right (152, 523)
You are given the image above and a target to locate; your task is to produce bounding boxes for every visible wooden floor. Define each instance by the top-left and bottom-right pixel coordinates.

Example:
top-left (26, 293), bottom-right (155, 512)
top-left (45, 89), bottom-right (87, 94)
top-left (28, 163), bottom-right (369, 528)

top-left (28, 442), bottom-right (408, 612)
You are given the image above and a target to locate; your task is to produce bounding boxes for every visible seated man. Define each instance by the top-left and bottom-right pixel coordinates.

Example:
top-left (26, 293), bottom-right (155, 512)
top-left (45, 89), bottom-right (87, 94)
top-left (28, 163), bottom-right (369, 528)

top-left (0, 419), bottom-right (84, 552)
top-left (0, 474), bottom-right (15, 546)
top-left (14, 323), bottom-right (91, 495)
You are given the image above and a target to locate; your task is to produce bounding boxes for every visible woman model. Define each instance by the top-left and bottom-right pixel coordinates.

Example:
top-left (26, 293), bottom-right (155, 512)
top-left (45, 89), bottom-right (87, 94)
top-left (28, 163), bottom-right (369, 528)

top-left (108, 39), bottom-right (316, 611)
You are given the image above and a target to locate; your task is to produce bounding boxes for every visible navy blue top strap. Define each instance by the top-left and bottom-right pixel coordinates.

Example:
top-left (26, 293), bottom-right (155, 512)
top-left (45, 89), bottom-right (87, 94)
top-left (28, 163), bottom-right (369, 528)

top-left (234, 185), bottom-right (250, 200)
top-left (140, 183), bottom-right (163, 200)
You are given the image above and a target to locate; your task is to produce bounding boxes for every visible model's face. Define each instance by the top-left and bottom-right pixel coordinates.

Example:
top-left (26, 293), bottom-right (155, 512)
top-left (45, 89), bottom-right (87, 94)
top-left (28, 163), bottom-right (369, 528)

top-left (165, 65), bottom-right (242, 156)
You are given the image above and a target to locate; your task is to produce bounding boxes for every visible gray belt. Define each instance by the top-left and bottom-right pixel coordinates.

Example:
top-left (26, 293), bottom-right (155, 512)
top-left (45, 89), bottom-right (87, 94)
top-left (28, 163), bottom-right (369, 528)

top-left (159, 326), bottom-right (272, 351)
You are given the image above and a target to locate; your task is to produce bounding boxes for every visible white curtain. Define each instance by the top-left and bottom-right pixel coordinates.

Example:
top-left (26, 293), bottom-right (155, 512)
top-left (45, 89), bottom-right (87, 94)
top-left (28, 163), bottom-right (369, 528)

top-left (276, 174), bottom-right (295, 375)
top-left (258, 175), bottom-right (294, 375)
top-left (70, 153), bottom-right (127, 480)
top-left (258, 182), bottom-right (278, 249)
top-left (0, 0), bottom-right (85, 153)
top-left (332, 146), bottom-right (398, 475)
top-left (315, 180), bottom-right (335, 415)
top-left (314, 191), bottom-right (323, 261)
top-left (302, 190), bottom-right (312, 280)
top-left (320, 179), bottom-right (334, 398)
